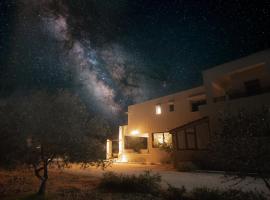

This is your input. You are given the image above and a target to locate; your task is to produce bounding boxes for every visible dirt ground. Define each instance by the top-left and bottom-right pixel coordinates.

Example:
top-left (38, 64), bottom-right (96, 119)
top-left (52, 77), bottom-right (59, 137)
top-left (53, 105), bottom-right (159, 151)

top-left (0, 167), bottom-right (100, 199)
top-left (0, 163), bottom-right (269, 199)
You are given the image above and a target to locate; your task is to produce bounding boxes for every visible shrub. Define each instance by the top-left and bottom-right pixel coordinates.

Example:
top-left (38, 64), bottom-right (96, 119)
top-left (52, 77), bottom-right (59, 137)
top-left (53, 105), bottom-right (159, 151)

top-left (163, 184), bottom-right (187, 200)
top-left (191, 187), bottom-right (222, 200)
top-left (221, 189), bottom-right (267, 200)
top-left (190, 187), bottom-right (267, 200)
top-left (176, 162), bottom-right (198, 172)
top-left (99, 171), bottom-right (161, 194)
top-left (210, 108), bottom-right (270, 191)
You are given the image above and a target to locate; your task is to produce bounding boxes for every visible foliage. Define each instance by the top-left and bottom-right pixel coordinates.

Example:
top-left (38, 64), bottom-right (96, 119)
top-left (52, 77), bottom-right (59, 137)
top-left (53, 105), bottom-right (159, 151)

top-left (99, 171), bottom-right (267, 200)
top-left (162, 184), bottom-right (187, 200)
top-left (0, 90), bottom-right (107, 195)
top-left (176, 162), bottom-right (198, 172)
top-left (210, 107), bottom-right (270, 191)
top-left (191, 188), bottom-right (267, 200)
top-left (191, 187), bottom-right (222, 200)
top-left (158, 143), bottom-right (174, 154)
top-left (99, 171), bottom-right (161, 194)
top-left (158, 142), bottom-right (174, 164)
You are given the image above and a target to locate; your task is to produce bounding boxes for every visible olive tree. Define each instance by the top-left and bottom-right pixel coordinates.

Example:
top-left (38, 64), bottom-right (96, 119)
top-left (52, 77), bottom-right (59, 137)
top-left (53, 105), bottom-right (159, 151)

top-left (0, 90), bottom-right (107, 195)
top-left (211, 107), bottom-right (270, 191)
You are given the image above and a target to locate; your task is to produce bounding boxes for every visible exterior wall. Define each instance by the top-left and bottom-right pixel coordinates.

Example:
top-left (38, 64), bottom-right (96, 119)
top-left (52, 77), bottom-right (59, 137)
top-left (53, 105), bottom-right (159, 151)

top-left (106, 139), bottom-right (112, 159)
top-left (115, 49), bottom-right (270, 165)
top-left (202, 49), bottom-right (270, 137)
top-left (125, 86), bottom-right (207, 163)
top-left (203, 93), bottom-right (270, 135)
top-left (203, 50), bottom-right (270, 105)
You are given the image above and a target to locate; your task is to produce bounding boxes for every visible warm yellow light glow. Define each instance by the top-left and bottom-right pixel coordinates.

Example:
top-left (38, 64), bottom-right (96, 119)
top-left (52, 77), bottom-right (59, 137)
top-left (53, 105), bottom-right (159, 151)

top-left (156, 104), bottom-right (162, 115)
top-left (158, 137), bottom-right (164, 144)
top-left (119, 127), bottom-right (123, 155)
top-left (106, 139), bottom-right (112, 159)
top-left (131, 130), bottom-right (139, 135)
top-left (118, 154), bottom-right (128, 162)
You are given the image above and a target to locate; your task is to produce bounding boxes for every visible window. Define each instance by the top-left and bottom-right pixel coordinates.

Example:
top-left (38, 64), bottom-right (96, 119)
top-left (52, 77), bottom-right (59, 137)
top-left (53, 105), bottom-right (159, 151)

top-left (125, 136), bottom-right (148, 151)
top-left (164, 132), bottom-right (172, 144)
top-left (177, 130), bottom-right (186, 149)
top-left (176, 128), bottom-right (197, 150)
top-left (196, 123), bottom-right (210, 149)
top-left (175, 119), bottom-right (210, 150)
top-left (155, 104), bottom-right (162, 115)
top-left (169, 104), bottom-right (175, 112)
top-left (152, 132), bottom-right (172, 148)
top-left (186, 128), bottom-right (196, 149)
top-left (191, 99), bottom-right (206, 112)
top-left (244, 79), bottom-right (261, 96)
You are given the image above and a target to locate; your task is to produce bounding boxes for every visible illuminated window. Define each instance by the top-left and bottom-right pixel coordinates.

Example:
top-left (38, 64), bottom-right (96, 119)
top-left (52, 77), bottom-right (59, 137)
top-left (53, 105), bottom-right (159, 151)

top-left (164, 132), bottom-right (172, 144)
top-left (152, 132), bottom-right (172, 148)
top-left (155, 104), bottom-right (162, 115)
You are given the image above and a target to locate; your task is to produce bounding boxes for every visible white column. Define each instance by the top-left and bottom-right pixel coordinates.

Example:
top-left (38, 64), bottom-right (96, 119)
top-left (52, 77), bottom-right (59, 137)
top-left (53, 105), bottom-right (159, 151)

top-left (118, 126), bottom-right (124, 157)
top-left (106, 139), bottom-right (112, 159)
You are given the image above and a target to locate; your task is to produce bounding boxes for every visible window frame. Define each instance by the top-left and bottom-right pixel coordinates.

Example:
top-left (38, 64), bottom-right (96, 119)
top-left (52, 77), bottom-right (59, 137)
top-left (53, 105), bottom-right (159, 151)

top-left (185, 127), bottom-right (197, 150)
top-left (124, 136), bottom-right (148, 150)
top-left (190, 99), bottom-right (207, 112)
top-left (169, 104), bottom-right (175, 112)
top-left (152, 132), bottom-right (171, 148)
top-left (175, 119), bottom-right (210, 151)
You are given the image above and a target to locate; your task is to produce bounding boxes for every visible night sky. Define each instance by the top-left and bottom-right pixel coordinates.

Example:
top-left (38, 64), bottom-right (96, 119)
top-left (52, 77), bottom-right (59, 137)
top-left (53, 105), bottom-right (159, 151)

top-left (0, 0), bottom-right (270, 120)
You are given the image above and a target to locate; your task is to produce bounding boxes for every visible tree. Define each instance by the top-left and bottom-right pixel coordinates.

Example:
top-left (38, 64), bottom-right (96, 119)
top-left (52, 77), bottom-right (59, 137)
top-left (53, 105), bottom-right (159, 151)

top-left (210, 107), bottom-right (270, 191)
top-left (0, 90), bottom-right (107, 195)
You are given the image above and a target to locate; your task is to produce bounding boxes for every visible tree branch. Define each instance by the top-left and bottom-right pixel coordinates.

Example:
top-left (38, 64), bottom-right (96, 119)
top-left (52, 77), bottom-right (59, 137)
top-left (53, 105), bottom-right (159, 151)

top-left (260, 174), bottom-right (270, 191)
top-left (47, 154), bottom-right (56, 165)
top-left (33, 164), bottom-right (44, 181)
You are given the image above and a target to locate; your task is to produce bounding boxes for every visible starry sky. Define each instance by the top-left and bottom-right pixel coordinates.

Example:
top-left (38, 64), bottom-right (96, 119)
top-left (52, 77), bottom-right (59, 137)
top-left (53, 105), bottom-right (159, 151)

top-left (0, 0), bottom-right (270, 121)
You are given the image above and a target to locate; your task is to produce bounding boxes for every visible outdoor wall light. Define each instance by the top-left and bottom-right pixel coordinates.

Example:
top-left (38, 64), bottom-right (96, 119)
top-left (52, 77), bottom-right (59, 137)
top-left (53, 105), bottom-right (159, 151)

top-left (131, 130), bottom-right (139, 135)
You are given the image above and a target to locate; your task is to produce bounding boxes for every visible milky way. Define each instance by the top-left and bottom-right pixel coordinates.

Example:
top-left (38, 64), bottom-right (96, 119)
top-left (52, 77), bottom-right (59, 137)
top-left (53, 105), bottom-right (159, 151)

top-left (0, 0), bottom-right (269, 120)
top-left (19, 0), bottom-right (147, 116)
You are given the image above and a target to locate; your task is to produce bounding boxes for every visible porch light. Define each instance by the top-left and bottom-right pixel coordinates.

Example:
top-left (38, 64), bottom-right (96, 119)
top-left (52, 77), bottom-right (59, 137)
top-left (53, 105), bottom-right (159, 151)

top-left (131, 130), bottom-right (139, 135)
top-left (120, 154), bottom-right (128, 162)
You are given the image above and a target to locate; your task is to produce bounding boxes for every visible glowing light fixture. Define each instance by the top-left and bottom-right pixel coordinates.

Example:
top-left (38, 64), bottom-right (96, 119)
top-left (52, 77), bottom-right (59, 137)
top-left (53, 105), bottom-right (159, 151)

top-left (106, 139), bottom-right (112, 159)
top-left (120, 154), bottom-right (128, 162)
top-left (131, 130), bottom-right (139, 135)
top-left (156, 104), bottom-right (162, 115)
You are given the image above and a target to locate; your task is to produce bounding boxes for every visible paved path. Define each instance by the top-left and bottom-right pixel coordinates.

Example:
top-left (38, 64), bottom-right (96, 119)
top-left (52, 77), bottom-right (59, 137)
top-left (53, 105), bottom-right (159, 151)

top-left (65, 163), bottom-right (268, 193)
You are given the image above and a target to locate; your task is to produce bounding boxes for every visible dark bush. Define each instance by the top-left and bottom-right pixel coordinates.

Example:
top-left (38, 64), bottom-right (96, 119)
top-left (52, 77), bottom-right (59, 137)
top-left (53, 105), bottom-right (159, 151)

top-left (190, 187), bottom-right (267, 200)
top-left (99, 171), bottom-right (267, 200)
top-left (163, 184), bottom-right (187, 200)
top-left (210, 108), bottom-right (270, 191)
top-left (191, 187), bottom-right (222, 200)
top-left (221, 189), bottom-right (267, 200)
top-left (99, 171), bottom-right (161, 194)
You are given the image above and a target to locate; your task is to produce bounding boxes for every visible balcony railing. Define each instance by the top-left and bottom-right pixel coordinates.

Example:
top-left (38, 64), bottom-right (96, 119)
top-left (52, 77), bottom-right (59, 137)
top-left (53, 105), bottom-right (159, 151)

top-left (213, 87), bottom-right (270, 103)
